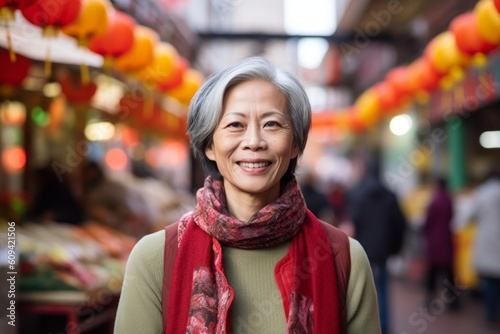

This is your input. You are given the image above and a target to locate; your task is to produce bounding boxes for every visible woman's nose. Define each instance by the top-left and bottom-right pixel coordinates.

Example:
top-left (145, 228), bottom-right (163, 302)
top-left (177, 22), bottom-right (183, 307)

top-left (243, 125), bottom-right (267, 151)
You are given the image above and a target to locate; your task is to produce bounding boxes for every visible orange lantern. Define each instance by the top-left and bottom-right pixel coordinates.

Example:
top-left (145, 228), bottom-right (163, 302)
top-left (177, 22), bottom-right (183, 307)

top-left (114, 25), bottom-right (159, 73)
top-left (354, 89), bottom-right (380, 128)
top-left (89, 9), bottom-right (135, 69)
top-left (347, 107), bottom-right (367, 133)
top-left (157, 56), bottom-right (189, 91)
top-left (165, 68), bottom-right (204, 105)
top-left (135, 42), bottom-right (179, 90)
top-left (61, 0), bottom-right (109, 47)
top-left (450, 12), bottom-right (496, 56)
top-left (0, 47), bottom-right (31, 86)
top-left (61, 0), bottom-right (109, 83)
top-left (474, 0), bottom-right (500, 45)
top-left (424, 31), bottom-right (471, 75)
top-left (0, 0), bottom-right (35, 61)
top-left (312, 112), bottom-right (347, 130)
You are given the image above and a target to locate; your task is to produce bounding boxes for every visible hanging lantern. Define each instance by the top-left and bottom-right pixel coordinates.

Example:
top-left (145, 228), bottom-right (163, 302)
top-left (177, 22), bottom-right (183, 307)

top-left (0, 47), bottom-right (31, 86)
top-left (157, 56), bottom-right (189, 91)
top-left (59, 74), bottom-right (97, 105)
top-left (474, 0), bottom-right (500, 45)
top-left (61, 0), bottom-right (110, 83)
top-left (450, 12), bottom-right (497, 56)
top-left (21, 0), bottom-right (81, 76)
top-left (89, 9), bottom-right (135, 69)
top-left (372, 81), bottom-right (402, 113)
top-left (165, 68), bottom-right (204, 105)
top-left (425, 31), bottom-right (471, 75)
top-left (495, 0), bottom-right (500, 13)
top-left (354, 89), bottom-right (380, 128)
top-left (135, 42), bottom-right (179, 90)
top-left (0, 0), bottom-right (35, 61)
top-left (385, 66), bottom-right (415, 100)
top-left (407, 57), bottom-right (443, 94)
top-left (114, 25), bottom-right (159, 73)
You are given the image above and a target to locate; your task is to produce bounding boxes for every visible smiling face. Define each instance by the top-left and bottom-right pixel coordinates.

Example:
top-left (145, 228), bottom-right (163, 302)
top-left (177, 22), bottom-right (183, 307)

top-left (205, 79), bottom-right (299, 206)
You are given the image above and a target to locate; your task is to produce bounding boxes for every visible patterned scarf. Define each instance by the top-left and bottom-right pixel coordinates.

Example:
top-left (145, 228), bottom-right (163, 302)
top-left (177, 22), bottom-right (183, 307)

top-left (167, 176), bottom-right (339, 333)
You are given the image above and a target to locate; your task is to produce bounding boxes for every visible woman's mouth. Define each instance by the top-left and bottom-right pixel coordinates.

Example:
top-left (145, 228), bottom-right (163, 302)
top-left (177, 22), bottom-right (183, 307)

top-left (238, 162), bottom-right (271, 169)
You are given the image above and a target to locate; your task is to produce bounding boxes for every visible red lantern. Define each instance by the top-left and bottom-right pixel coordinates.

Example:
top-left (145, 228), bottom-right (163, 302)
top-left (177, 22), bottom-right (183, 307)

top-left (495, 0), bottom-right (500, 13)
top-left (59, 74), bottom-right (97, 105)
top-left (386, 66), bottom-right (414, 98)
top-left (407, 57), bottom-right (443, 93)
top-left (372, 81), bottom-right (402, 112)
top-left (0, 0), bottom-right (36, 61)
top-left (157, 56), bottom-right (189, 91)
top-left (89, 10), bottom-right (135, 68)
top-left (21, 0), bottom-right (81, 36)
top-left (20, 0), bottom-right (81, 76)
top-left (0, 47), bottom-right (31, 86)
top-left (449, 13), bottom-right (496, 55)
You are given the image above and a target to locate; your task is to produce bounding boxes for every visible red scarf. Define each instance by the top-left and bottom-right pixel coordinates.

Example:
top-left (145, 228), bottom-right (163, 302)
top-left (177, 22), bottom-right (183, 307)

top-left (167, 176), bottom-right (339, 333)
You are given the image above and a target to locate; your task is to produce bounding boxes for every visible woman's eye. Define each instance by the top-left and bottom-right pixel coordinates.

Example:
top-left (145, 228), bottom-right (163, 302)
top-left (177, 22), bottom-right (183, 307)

top-left (264, 120), bottom-right (281, 127)
top-left (227, 122), bottom-right (242, 128)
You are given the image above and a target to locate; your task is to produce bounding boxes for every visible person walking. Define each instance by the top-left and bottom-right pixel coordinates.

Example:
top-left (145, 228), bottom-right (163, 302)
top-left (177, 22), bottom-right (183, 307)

top-left (422, 176), bottom-right (459, 310)
top-left (462, 167), bottom-right (500, 324)
top-left (348, 161), bottom-right (407, 334)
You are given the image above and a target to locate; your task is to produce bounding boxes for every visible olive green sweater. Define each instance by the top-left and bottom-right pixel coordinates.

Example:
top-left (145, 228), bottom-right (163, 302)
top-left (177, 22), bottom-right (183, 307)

top-left (114, 230), bottom-right (381, 333)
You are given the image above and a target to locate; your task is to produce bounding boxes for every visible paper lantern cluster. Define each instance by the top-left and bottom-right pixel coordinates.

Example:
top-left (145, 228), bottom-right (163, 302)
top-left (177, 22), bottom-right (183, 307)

top-left (313, 0), bottom-right (500, 133)
top-left (1, 0), bottom-right (204, 136)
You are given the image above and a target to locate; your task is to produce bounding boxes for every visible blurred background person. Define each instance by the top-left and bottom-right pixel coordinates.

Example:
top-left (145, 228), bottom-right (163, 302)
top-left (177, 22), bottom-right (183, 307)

top-left (422, 176), bottom-right (459, 310)
top-left (298, 169), bottom-right (335, 225)
top-left (348, 160), bottom-right (408, 334)
top-left (28, 164), bottom-right (85, 224)
top-left (461, 167), bottom-right (500, 324)
top-left (82, 160), bottom-right (152, 238)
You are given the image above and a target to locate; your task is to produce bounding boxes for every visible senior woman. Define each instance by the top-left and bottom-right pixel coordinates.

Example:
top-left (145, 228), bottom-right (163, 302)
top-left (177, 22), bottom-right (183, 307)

top-left (114, 57), bottom-right (381, 333)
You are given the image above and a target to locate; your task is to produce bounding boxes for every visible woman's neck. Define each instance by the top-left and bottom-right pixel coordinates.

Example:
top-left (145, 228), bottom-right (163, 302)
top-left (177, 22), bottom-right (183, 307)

top-left (224, 187), bottom-right (280, 222)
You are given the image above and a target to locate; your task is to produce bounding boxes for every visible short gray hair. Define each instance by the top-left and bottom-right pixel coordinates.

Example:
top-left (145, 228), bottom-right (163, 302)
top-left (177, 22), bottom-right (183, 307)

top-left (187, 56), bottom-right (311, 182)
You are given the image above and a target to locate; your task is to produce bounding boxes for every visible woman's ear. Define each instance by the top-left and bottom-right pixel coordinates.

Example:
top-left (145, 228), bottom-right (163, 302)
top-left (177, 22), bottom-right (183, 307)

top-left (205, 144), bottom-right (216, 161)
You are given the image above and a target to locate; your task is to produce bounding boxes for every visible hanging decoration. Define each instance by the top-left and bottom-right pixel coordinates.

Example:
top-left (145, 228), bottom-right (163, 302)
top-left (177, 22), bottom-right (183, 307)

top-left (354, 89), bottom-right (380, 129)
top-left (61, 0), bottom-right (110, 83)
top-left (157, 56), bottom-right (189, 91)
top-left (114, 25), bottom-right (159, 73)
top-left (449, 12), bottom-right (496, 57)
top-left (164, 68), bottom-right (204, 105)
top-left (372, 81), bottom-right (402, 114)
top-left (0, 47), bottom-right (31, 97)
top-left (20, 0), bottom-right (82, 77)
top-left (134, 42), bottom-right (178, 117)
top-left (0, 0), bottom-right (35, 61)
top-left (474, 0), bottom-right (500, 46)
top-left (59, 74), bottom-right (97, 105)
top-left (89, 9), bottom-right (135, 70)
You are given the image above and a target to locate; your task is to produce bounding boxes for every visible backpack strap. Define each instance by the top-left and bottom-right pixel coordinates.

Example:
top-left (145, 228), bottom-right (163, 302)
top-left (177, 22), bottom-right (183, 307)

top-left (161, 220), bottom-right (351, 333)
top-left (321, 221), bottom-right (351, 334)
top-left (162, 221), bottom-right (179, 331)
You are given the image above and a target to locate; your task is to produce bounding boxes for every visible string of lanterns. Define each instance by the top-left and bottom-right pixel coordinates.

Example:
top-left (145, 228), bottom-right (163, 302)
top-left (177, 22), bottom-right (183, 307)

top-left (313, 0), bottom-right (500, 133)
top-left (0, 0), bottom-right (204, 138)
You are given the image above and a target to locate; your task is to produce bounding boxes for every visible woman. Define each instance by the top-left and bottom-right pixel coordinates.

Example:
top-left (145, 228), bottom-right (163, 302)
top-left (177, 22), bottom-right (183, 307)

top-left (114, 57), bottom-right (380, 333)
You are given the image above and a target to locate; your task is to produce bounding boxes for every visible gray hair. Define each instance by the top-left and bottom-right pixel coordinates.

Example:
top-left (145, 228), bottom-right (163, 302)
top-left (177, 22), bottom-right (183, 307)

top-left (187, 56), bottom-right (311, 182)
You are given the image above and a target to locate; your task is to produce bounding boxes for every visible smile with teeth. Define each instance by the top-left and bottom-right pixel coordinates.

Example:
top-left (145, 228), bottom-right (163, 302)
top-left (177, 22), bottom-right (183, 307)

top-left (238, 162), bottom-right (271, 168)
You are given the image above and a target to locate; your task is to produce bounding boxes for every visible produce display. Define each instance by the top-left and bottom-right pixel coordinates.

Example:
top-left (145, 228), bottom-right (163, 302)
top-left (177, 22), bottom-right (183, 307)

top-left (17, 221), bottom-right (136, 293)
